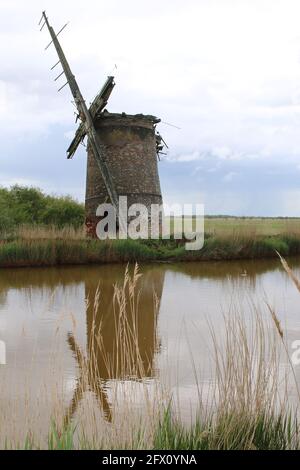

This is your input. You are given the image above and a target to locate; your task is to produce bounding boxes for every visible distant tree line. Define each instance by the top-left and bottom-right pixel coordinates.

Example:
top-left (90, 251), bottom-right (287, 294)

top-left (0, 186), bottom-right (84, 231)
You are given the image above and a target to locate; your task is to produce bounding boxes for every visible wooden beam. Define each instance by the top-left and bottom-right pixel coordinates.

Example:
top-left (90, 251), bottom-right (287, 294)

top-left (67, 76), bottom-right (115, 159)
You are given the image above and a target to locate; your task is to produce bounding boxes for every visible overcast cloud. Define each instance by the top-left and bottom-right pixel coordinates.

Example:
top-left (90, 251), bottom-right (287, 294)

top-left (1, 0), bottom-right (300, 215)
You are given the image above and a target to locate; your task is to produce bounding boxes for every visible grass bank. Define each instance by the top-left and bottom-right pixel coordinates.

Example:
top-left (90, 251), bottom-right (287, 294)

top-left (1, 227), bottom-right (300, 267)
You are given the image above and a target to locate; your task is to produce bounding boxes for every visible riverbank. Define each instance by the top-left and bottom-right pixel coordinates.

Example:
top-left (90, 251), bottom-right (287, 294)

top-left (1, 218), bottom-right (300, 268)
top-left (1, 233), bottom-right (300, 268)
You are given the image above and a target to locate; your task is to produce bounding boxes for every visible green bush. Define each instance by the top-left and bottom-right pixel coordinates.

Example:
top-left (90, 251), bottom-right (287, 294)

top-left (0, 185), bottom-right (84, 233)
top-left (262, 237), bottom-right (289, 256)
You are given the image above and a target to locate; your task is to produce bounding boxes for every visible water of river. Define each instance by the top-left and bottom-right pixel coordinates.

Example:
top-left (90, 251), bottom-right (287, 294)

top-left (1, 258), bottom-right (300, 445)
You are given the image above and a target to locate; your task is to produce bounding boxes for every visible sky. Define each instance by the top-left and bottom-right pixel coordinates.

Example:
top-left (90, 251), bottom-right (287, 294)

top-left (1, 0), bottom-right (300, 216)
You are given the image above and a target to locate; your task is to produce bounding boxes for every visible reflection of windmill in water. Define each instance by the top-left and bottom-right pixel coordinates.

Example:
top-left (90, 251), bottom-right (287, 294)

top-left (39, 12), bottom-right (166, 237)
top-left (64, 267), bottom-right (165, 425)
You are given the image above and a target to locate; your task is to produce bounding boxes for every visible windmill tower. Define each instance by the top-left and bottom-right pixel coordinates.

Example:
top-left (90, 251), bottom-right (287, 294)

top-left (40, 12), bottom-right (165, 237)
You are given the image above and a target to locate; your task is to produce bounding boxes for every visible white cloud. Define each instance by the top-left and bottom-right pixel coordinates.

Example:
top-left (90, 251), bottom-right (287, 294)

top-left (0, 176), bottom-right (43, 188)
top-left (223, 172), bottom-right (238, 183)
top-left (212, 146), bottom-right (232, 160)
top-left (207, 166), bottom-right (219, 173)
top-left (282, 190), bottom-right (300, 216)
top-left (172, 151), bottom-right (202, 162)
top-left (64, 130), bottom-right (76, 140)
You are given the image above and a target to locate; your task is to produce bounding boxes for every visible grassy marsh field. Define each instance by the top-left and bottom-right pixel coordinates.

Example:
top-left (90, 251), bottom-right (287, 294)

top-left (204, 216), bottom-right (300, 236)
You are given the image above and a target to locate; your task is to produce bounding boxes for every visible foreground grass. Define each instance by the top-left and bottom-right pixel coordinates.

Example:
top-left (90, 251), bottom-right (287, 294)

top-left (155, 409), bottom-right (298, 450)
top-left (25, 409), bottom-right (296, 450)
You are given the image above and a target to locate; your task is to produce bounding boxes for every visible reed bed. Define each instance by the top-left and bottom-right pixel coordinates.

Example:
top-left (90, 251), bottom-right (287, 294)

top-left (16, 224), bottom-right (86, 241)
top-left (2, 219), bottom-right (300, 267)
top-left (2, 229), bottom-right (300, 267)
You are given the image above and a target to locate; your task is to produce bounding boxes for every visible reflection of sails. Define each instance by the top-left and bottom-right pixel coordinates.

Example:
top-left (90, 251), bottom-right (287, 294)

top-left (64, 266), bottom-right (165, 426)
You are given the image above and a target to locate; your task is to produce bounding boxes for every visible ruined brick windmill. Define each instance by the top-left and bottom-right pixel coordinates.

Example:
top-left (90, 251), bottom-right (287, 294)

top-left (39, 12), bottom-right (165, 236)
